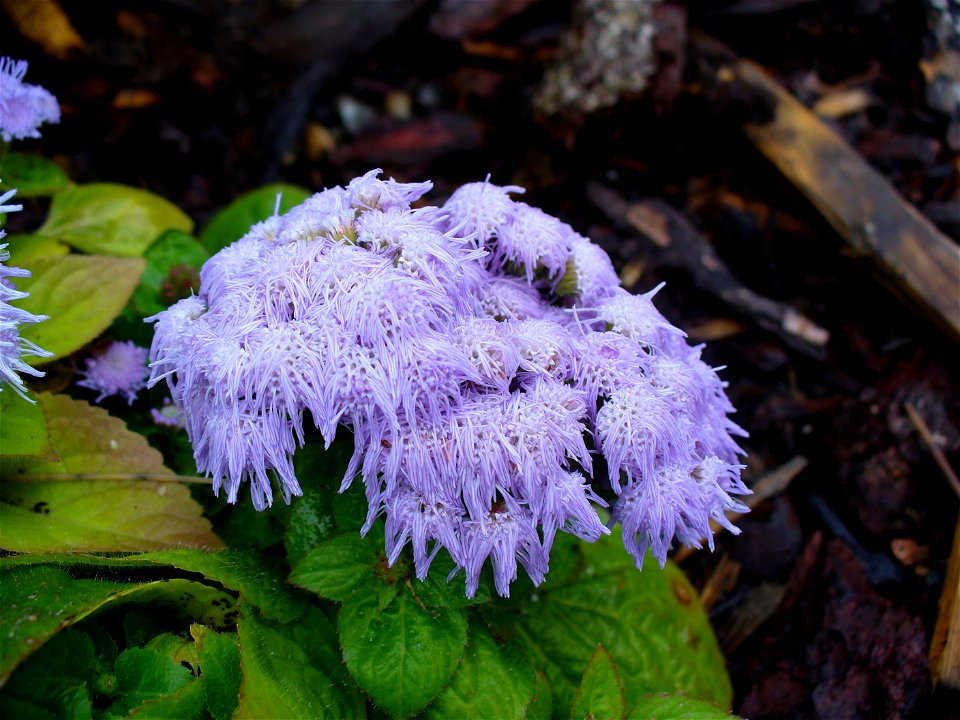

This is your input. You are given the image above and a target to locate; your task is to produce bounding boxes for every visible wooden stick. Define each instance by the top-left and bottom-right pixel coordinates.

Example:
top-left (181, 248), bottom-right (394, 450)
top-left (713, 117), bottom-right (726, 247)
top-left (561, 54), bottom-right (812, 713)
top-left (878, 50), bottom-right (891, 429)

top-left (904, 401), bottom-right (960, 499)
top-left (931, 516), bottom-right (960, 689)
top-left (734, 59), bottom-right (960, 343)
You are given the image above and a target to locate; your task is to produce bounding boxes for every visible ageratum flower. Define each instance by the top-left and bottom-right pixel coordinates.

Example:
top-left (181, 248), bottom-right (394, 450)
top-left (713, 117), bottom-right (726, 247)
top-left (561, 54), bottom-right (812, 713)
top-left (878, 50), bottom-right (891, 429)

top-left (147, 170), bottom-right (749, 596)
top-left (0, 188), bottom-right (52, 401)
top-left (76, 340), bottom-right (150, 404)
top-left (0, 57), bottom-right (60, 142)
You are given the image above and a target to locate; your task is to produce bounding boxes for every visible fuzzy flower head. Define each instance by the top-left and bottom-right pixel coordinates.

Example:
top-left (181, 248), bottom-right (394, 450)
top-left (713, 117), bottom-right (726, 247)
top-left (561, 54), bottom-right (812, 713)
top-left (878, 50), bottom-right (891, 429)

top-left (0, 58), bottom-right (60, 142)
top-left (76, 340), bottom-right (150, 404)
top-left (1, 188), bottom-right (52, 401)
top-left (147, 171), bottom-right (749, 597)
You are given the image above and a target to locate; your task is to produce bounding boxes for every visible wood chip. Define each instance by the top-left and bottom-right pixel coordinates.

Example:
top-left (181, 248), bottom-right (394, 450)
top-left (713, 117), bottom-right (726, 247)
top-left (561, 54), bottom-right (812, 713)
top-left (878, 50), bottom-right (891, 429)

top-left (931, 516), bottom-right (960, 689)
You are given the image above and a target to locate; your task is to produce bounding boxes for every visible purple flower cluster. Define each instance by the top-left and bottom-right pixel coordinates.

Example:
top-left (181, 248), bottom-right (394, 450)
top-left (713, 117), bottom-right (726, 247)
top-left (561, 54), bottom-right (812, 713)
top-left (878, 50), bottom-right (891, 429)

top-left (1, 189), bottom-right (52, 401)
top-left (147, 171), bottom-right (748, 596)
top-left (76, 340), bottom-right (150, 404)
top-left (0, 58), bottom-right (60, 143)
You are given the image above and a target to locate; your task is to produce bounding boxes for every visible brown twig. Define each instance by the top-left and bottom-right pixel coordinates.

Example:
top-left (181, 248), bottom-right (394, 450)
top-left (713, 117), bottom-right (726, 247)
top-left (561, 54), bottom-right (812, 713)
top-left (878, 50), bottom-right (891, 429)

top-left (904, 401), bottom-right (960, 499)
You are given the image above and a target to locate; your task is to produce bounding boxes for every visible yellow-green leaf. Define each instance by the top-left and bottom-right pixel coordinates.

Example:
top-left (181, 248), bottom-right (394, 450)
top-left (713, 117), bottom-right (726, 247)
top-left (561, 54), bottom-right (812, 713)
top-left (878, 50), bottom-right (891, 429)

top-left (12, 254), bottom-right (145, 363)
top-left (0, 391), bottom-right (56, 460)
top-left (0, 394), bottom-right (220, 552)
top-left (38, 183), bottom-right (193, 256)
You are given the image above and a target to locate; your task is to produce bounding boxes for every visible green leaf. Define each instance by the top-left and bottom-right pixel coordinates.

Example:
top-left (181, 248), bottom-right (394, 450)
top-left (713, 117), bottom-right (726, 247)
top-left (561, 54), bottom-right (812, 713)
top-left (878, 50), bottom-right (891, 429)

top-left (0, 565), bottom-right (237, 684)
top-left (127, 678), bottom-right (206, 720)
top-left (0, 695), bottom-right (58, 720)
top-left (0, 390), bottom-right (55, 460)
top-left (289, 528), bottom-right (402, 607)
top-left (3, 234), bottom-right (71, 265)
top-left (128, 230), bottom-right (208, 318)
top-left (493, 530), bottom-right (733, 714)
top-left (0, 565), bottom-right (127, 683)
top-left (11, 254), bottom-right (145, 363)
top-left (236, 604), bottom-right (365, 720)
top-left (424, 625), bottom-right (542, 720)
top-left (37, 183), bottom-right (193, 256)
top-left (2, 629), bottom-right (96, 718)
top-left (0, 393), bottom-right (221, 553)
top-left (410, 552), bottom-right (490, 608)
top-left (626, 694), bottom-right (736, 719)
top-left (131, 549), bottom-right (307, 623)
top-left (284, 481), bottom-right (337, 565)
top-left (192, 626), bottom-right (241, 720)
top-left (107, 647), bottom-right (195, 717)
top-left (0, 548), bottom-right (303, 622)
top-left (570, 646), bottom-right (625, 720)
top-left (339, 590), bottom-right (468, 718)
top-left (0, 153), bottom-right (70, 197)
top-left (200, 184), bottom-right (310, 253)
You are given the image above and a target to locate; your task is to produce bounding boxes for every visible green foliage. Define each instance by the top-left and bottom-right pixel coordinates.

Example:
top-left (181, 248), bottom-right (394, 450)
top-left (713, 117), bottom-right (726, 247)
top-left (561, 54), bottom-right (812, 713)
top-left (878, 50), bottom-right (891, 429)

top-left (38, 183), bottom-right (193, 256)
top-left (0, 153), bottom-right (70, 197)
top-left (570, 646), bottom-right (626, 720)
top-left (10, 254), bottom-right (145, 363)
top-left (0, 391), bottom-right (55, 461)
top-left (0, 393), bottom-right (220, 553)
top-left (1, 165), bottom-right (742, 720)
top-left (236, 604), bottom-right (365, 719)
top-left (487, 529), bottom-right (734, 714)
top-left (339, 590), bottom-right (468, 718)
top-left (200, 183), bottom-right (311, 253)
top-left (626, 694), bottom-right (734, 719)
top-left (424, 626), bottom-right (543, 720)
top-left (128, 230), bottom-right (209, 318)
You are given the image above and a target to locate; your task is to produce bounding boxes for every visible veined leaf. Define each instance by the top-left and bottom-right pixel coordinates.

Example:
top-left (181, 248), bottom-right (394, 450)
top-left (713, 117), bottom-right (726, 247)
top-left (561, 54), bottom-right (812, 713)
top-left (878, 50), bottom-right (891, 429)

top-left (38, 183), bottom-right (193, 256)
top-left (12, 254), bottom-right (145, 363)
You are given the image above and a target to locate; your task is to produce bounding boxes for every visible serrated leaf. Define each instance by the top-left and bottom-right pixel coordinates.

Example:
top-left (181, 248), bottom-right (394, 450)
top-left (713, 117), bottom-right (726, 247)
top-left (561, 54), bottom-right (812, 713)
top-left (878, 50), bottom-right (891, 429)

top-left (424, 625), bottom-right (541, 720)
top-left (236, 604), bottom-right (365, 720)
top-left (0, 566), bottom-right (127, 683)
top-left (0, 394), bottom-right (220, 552)
top-left (410, 552), bottom-right (490, 608)
top-left (496, 530), bottom-right (733, 714)
top-left (192, 626), bottom-right (241, 720)
top-left (0, 548), bottom-right (303, 622)
top-left (289, 528), bottom-right (402, 607)
top-left (339, 590), bottom-right (468, 718)
top-left (127, 678), bottom-right (206, 719)
top-left (0, 153), bottom-right (70, 197)
top-left (570, 646), bottom-right (625, 720)
top-left (131, 549), bottom-right (307, 622)
top-left (284, 482), bottom-right (337, 565)
top-left (2, 629), bottom-right (96, 718)
top-left (107, 647), bottom-right (195, 717)
top-left (200, 184), bottom-right (310, 253)
top-left (0, 391), bottom-right (55, 460)
top-left (11, 254), bottom-right (145, 363)
top-left (0, 567), bottom-right (233, 684)
top-left (128, 230), bottom-right (208, 318)
top-left (626, 694), bottom-right (736, 719)
top-left (37, 183), bottom-right (193, 256)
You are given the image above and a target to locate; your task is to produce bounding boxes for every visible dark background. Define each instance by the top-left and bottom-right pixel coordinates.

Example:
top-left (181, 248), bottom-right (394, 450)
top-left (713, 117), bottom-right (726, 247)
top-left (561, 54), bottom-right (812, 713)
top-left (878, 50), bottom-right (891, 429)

top-left (5, 1), bottom-right (959, 717)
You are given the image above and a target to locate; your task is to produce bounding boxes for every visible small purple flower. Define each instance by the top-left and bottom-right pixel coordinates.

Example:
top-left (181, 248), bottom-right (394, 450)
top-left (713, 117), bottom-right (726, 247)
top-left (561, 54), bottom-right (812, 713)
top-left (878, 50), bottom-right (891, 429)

top-left (151, 398), bottom-right (185, 428)
top-left (1, 189), bottom-right (52, 401)
top-left (441, 178), bottom-right (524, 246)
top-left (0, 57), bottom-right (60, 142)
top-left (76, 340), bottom-right (150, 404)
top-left (347, 168), bottom-right (433, 211)
top-left (492, 202), bottom-right (572, 285)
top-left (561, 233), bottom-right (621, 304)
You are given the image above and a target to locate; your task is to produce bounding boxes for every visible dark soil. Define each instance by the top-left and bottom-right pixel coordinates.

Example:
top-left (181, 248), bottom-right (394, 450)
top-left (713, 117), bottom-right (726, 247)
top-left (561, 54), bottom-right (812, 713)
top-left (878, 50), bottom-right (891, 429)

top-left (6, 1), bottom-right (959, 717)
